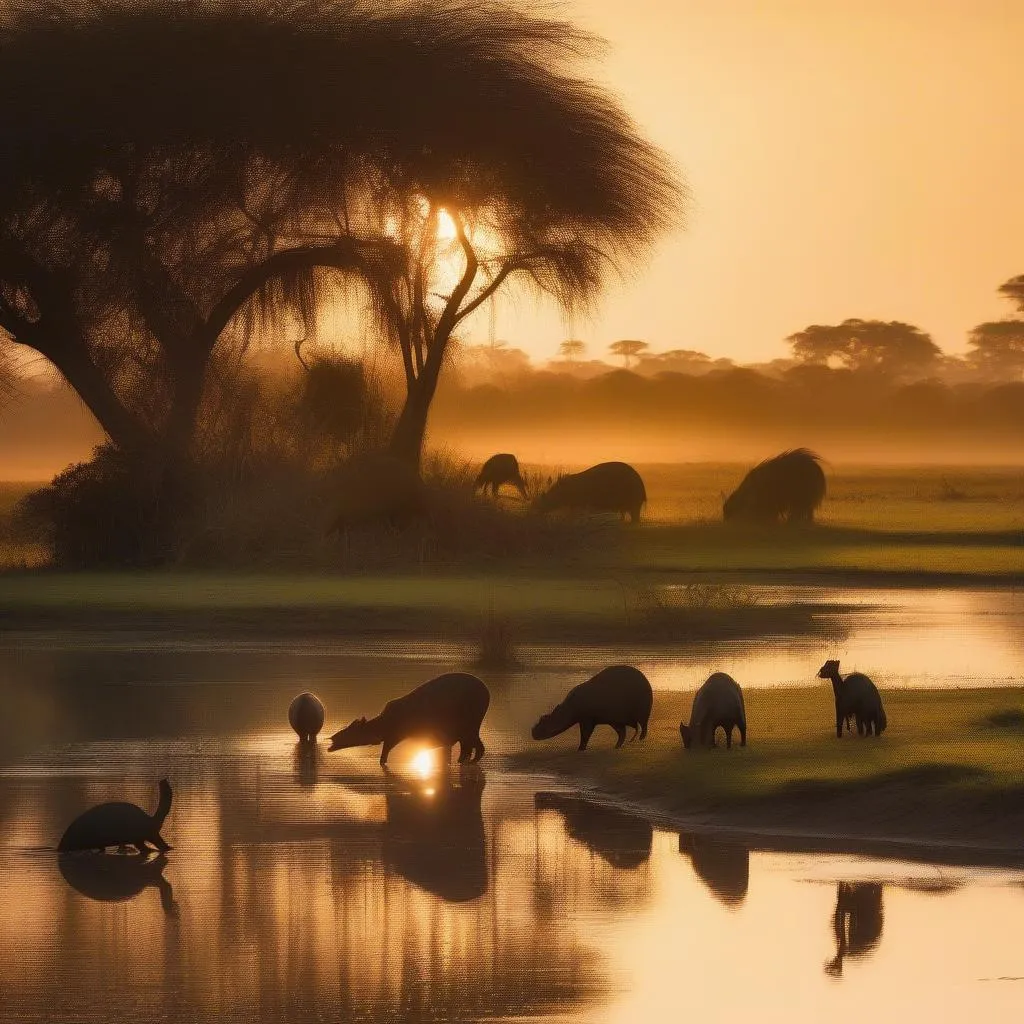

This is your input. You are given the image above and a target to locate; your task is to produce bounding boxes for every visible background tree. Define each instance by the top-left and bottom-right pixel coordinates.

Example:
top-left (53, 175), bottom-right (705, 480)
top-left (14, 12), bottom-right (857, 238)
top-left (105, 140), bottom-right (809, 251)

top-left (558, 339), bottom-right (587, 363)
top-left (609, 339), bottom-right (649, 368)
top-left (966, 275), bottom-right (1024, 380)
top-left (786, 319), bottom-right (940, 379)
top-left (997, 274), bottom-right (1024, 312)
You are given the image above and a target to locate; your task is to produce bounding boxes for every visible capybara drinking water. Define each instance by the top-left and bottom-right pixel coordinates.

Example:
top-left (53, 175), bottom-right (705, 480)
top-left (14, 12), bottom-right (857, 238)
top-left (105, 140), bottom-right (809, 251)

top-left (328, 672), bottom-right (490, 767)
top-left (679, 672), bottom-right (747, 749)
top-left (533, 462), bottom-right (646, 523)
top-left (531, 665), bottom-right (653, 751)
top-left (723, 448), bottom-right (826, 525)
top-left (818, 659), bottom-right (887, 738)
top-left (474, 453), bottom-right (528, 498)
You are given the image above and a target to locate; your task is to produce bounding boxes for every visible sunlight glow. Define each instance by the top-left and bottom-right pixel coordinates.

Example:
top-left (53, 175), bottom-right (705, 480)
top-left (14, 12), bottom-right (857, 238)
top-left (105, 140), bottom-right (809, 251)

top-left (436, 208), bottom-right (457, 241)
top-left (411, 748), bottom-right (435, 779)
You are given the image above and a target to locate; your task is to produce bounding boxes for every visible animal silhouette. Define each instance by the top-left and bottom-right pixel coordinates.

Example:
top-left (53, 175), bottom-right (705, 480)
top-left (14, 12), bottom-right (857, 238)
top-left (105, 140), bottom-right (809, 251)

top-left (532, 665), bottom-right (653, 751)
top-left (535, 792), bottom-right (652, 869)
top-left (723, 448), bottom-right (826, 524)
top-left (288, 691), bottom-right (325, 742)
top-left (824, 882), bottom-right (884, 977)
top-left (818, 660), bottom-right (887, 738)
top-left (533, 461), bottom-right (646, 523)
top-left (678, 834), bottom-right (749, 906)
top-left (680, 672), bottom-right (747, 749)
top-left (58, 779), bottom-right (172, 854)
top-left (329, 672), bottom-right (490, 767)
top-left (59, 850), bottom-right (179, 917)
top-left (474, 453), bottom-right (528, 498)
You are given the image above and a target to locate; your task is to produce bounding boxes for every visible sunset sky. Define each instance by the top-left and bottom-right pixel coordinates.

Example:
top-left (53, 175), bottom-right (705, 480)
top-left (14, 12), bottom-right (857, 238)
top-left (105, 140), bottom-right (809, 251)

top-left (471, 0), bottom-right (1024, 364)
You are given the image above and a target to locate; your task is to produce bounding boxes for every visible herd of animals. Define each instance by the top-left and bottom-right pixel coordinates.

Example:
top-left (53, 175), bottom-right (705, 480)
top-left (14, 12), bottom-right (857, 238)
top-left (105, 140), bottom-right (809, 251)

top-left (56, 658), bottom-right (886, 854)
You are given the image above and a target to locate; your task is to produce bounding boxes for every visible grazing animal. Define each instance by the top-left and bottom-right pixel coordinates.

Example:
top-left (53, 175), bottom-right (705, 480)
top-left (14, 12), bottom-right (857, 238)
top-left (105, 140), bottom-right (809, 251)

top-left (818, 660), bottom-right (887, 738)
top-left (680, 672), bottom-right (747, 749)
top-left (474, 453), bottom-right (528, 498)
top-left (533, 461), bottom-right (647, 523)
top-left (535, 792), bottom-right (652, 869)
top-left (328, 672), bottom-right (490, 767)
top-left (58, 779), bottom-right (173, 854)
top-left (531, 665), bottom-right (653, 751)
top-left (723, 448), bottom-right (826, 525)
top-left (288, 691), bottom-right (325, 743)
top-left (327, 452), bottom-right (426, 534)
top-left (679, 834), bottom-right (749, 907)
top-left (825, 882), bottom-right (884, 977)
top-left (59, 851), bottom-right (179, 917)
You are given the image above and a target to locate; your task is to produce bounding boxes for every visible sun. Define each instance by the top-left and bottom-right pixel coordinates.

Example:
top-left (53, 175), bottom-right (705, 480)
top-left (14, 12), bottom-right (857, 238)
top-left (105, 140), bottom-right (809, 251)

top-left (436, 208), bottom-right (458, 241)
top-left (410, 748), bottom-right (435, 779)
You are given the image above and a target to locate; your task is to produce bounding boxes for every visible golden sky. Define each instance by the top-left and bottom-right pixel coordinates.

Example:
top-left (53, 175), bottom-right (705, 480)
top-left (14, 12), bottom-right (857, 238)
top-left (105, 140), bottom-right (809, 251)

top-left (473, 0), bottom-right (1024, 364)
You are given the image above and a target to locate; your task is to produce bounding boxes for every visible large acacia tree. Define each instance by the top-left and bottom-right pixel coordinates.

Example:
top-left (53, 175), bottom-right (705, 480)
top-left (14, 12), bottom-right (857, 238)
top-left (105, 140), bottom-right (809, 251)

top-left (0, 0), bottom-right (680, 472)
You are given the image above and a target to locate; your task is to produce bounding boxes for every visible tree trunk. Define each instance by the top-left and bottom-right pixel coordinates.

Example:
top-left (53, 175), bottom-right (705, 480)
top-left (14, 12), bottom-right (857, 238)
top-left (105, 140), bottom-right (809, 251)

top-left (387, 379), bottom-right (432, 471)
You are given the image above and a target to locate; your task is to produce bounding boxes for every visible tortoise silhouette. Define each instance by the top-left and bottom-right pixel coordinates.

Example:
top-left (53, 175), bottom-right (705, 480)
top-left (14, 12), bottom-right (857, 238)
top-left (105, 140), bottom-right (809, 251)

top-left (57, 778), bottom-right (173, 854)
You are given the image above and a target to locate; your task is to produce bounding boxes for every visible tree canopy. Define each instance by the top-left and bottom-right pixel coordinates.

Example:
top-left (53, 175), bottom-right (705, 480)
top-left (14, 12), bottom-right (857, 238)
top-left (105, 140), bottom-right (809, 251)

top-left (786, 319), bottom-right (940, 378)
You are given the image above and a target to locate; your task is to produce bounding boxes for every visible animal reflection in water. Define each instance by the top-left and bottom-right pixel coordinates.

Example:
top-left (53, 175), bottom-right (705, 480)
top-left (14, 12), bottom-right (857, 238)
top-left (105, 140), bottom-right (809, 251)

top-left (293, 741), bottom-right (322, 788)
top-left (535, 793), bottom-right (653, 869)
top-left (382, 769), bottom-right (488, 903)
top-left (58, 851), bottom-right (179, 918)
top-left (825, 882), bottom-right (884, 977)
top-left (678, 834), bottom-right (749, 907)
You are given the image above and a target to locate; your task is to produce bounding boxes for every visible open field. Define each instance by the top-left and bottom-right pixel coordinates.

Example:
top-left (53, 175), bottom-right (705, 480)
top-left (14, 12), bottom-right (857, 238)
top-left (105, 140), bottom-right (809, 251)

top-left (510, 686), bottom-right (1024, 853)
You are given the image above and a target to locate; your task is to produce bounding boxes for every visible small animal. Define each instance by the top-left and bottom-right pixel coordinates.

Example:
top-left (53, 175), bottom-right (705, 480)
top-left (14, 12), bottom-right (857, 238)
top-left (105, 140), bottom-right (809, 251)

top-left (288, 691), bottom-right (325, 742)
top-left (474, 453), bottom-right (528, 498)
top-left (723, 448), bottom-right (826, 525)
top-left (533, 461), bottom-right (647, 523)
top-left (328, 672), bottom-right (490, 767)
top-left (679, 672), bottom-right (747, 749)
top-left (531, 665), bottom-right (653, 751)
top-left (58, 779), bottom-right (173, 854)
top-left (818, 659), bottom-right (887, 738)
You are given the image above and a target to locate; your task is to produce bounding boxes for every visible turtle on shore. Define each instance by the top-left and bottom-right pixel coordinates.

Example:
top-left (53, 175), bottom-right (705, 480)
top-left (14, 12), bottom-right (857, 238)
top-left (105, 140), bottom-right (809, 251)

top-left (57, 779), bottom-right (173, 854)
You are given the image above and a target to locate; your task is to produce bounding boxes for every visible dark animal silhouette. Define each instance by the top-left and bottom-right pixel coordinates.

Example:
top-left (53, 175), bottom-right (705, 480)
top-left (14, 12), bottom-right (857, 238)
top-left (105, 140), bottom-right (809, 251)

top-left (825, 882), bottom-right (884, 977)
top-left (679, 834), bottom-right (749, 906)
top-left (533, 461), bottom-right (646, 523)
top-left (58, 779), bottom-right (172, 854)
top-left (723, 448), bottom-right (826, 524)
top-left (383, 770), bottom-right (487, 902)
top-left (818, 660), bottom-right (887, 738)
top-left (59, 851), bottom-right (179, 917)
top-left (680, 672), bottom-right (747, 749)
top-left (328, 672), bottom-right (490, 767)
top-left (327, 452), bottom-right (426, 534)
top-left (535, 792), bottom-right (652, 869)
top-left (474, 453), bottom-right (528, 498)
top-left (288, 691), bottom-right (325, 742)
top-left (531, 665), bottom-right (653, 751)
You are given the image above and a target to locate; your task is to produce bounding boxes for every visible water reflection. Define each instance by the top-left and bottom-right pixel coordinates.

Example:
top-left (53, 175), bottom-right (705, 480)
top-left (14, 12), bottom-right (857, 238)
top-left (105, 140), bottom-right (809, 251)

top-left (535, 792), bottom-right (653, 869)
top-left (59, 850), bottom-right (179, 918)
top-left (825, 882), bottom-right (885, 978)
top-left (292, 741), bottom-right (321, 788)
top-left (678, 833), bottom-right (750, 907)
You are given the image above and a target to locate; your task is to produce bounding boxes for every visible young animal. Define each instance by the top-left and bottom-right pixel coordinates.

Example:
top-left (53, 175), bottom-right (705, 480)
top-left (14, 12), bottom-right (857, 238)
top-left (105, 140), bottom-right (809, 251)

top-left (532, 462), bottom-right (647, 523)
top-left (531, 665), bottom-right (653, 751)
top-left (679, 672), bottom-right (747, 749)
top-left (723, 448), bottom-right (826, 525)
top-left (288, 691), bottom-right (325, 743)
top-left (818, 659), bottom-right (887, 738)
top-left (328, 672), bottom-right (490, 767)
top-left (58, 779), bottom-right (173, 854)
top-left (474, 453), bottom-right (528, 498)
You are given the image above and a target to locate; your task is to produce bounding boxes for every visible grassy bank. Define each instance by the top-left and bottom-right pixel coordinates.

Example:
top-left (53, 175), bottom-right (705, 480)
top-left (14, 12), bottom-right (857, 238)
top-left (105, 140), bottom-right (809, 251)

top-left (510, 686), bottom-right (1024, 854)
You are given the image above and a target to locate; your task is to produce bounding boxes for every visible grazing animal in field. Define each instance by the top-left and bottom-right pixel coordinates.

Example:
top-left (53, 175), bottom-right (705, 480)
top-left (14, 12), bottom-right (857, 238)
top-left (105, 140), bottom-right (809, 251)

top-left (533, 461), bottom-right (647, 523)
top-left (58, 779), bottom-right (173, 854)
top-left (59, 851), bottom-right (179, 917)
top-left (818, 660), bottom-right (887, 738)
top-left (531, 665), bottom-right (653, 751)
top-left (474, 453), bottom-right (528, 498)
top-left (536, 792), bottom-right (653, 869)
top-left (723, 448), bottom-right (826, 525)
top-left (680, 672), bottom-right (747, 749)
top-left (327, 452), bottom-right (426, 534)
top-left (679, 834), bottom-right (749, 906)
top-left (328, 672), bottom-right (490, 767)
top-left (288, 691), bottom-right (325, 743)
top-left (825, 882), bottom-right (884, 976)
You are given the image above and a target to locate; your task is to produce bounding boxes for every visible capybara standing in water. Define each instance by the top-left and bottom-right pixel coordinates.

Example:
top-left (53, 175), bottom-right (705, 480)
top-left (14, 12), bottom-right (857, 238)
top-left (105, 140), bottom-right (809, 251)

top-left (680, 672), bottom-right (747, 749)
top-left (474, 453), bottom-right (528, 498)
top-left (288, 692), bottom-right (325, 743)
top-left (723, 448), bottom-right (826, 525)
top-left (818, 660), bottom-right (887, 738)
top-left (533, 462), bottom-right (646, 523)
top-left (531, 665), bottom-right (653, 751)
top-left (328, 672), bottom-right (490, 767)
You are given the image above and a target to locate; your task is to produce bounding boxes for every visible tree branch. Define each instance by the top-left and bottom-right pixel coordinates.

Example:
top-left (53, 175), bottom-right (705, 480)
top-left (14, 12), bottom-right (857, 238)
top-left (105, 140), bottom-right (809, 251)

top-left (425, 214), bottom-right (479, 375)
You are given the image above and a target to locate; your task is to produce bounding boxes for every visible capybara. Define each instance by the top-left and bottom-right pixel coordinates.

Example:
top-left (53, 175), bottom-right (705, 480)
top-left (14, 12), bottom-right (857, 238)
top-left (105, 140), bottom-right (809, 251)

top-left (474, 453), bottom-right (528, 498)
top-left (288, 691), bottom-right (325, 743)
top-left (723, 448), bottom-right (826, 525)
top-left (328, 672), bottom-right (490, 767)
top-left (680, 672), bottom-right (747, 749)
top-left (327, 452), bottom-right (426, 534)
top-left (818, 660), bottom-right (887, 738)
top-left (533, 461), bottom-right (646, 523)
top-left (531, 665), bottom-right (653, 751)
